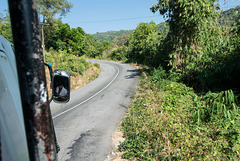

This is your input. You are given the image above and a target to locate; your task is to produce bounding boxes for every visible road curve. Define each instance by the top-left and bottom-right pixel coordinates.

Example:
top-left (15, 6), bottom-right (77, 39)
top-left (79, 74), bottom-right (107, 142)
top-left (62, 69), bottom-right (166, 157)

top-left (50, 60), bottom-right (139, 161)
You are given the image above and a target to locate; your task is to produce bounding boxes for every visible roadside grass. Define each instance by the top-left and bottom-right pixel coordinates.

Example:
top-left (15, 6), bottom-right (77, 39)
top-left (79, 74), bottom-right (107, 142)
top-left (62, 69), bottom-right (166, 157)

top-left (45, 49), bottom-right (100, 97)
top-left (118, 66), bottom-right (240, 160)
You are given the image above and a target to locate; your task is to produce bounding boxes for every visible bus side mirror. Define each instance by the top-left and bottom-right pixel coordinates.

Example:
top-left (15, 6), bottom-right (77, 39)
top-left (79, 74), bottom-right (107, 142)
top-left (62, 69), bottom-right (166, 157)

top-left (52, 69), bottom-right (70, 103)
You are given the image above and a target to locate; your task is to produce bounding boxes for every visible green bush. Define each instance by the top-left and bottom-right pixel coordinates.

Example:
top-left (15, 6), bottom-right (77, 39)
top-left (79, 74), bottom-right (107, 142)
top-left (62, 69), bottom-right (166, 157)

top-left (45, 49), bottom-right (92, 76)
top-left (110, 46), bottom-right (128, 61)
top-left (127, 22), bottom-right (165, 66)
top-left (93, 63), bottom-right (100, 68)
top-left (78, 64), bottom-right (85, 74)
top-left (151, 66), bottom-right (167, 83)
top-left (119, 72), bottom-right (240, 160)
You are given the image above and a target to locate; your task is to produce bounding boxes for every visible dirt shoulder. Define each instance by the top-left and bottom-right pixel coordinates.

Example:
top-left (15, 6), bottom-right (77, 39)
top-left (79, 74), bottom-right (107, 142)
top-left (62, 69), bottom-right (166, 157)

top-left (106, 127), bottom-right (127, 161)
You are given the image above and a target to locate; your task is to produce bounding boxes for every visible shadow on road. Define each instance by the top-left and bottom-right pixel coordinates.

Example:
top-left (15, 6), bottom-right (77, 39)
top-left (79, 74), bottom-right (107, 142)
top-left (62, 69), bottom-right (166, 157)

top-left (125, 69), bottom-right (139, 79)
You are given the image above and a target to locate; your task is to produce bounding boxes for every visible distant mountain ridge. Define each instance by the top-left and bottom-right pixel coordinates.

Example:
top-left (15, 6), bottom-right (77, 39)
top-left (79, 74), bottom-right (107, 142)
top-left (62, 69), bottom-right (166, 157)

top-left (91, 30), bottom-right (133, 43)
top-left (218, 5), bottom-right (240, 26)
top-left (91, 6), bottom-right (240, 43)
top-left (91, 22), bottom-right (168, 43)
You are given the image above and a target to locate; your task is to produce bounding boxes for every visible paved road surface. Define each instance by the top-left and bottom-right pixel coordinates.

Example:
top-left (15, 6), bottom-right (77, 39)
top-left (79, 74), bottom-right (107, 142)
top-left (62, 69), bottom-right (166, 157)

top-left (50, 60), bottom-right (139, 161)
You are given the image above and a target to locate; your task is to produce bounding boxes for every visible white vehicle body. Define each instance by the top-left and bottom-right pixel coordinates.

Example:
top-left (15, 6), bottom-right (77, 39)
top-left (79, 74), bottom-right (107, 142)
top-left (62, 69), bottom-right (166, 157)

top-left (0, 35), bottom-right (29, 161)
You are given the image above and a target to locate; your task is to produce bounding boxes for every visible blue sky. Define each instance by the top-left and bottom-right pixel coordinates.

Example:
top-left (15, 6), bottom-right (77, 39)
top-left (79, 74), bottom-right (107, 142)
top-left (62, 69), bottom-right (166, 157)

top-left (1, 0), bottom-right (240, 34)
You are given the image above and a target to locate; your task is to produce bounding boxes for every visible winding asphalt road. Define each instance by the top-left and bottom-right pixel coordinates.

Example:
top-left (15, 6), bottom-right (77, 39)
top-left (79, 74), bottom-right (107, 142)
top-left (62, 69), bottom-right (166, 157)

top-left (50, 60), bottom-right (139, 161)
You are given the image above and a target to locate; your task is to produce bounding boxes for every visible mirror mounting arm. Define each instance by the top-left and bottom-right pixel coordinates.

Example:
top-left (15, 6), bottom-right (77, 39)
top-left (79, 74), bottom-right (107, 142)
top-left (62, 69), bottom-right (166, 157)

top-left (44, 62), bottom-right (53, 83)
top-left (44, 62), bottom-right (53, 103)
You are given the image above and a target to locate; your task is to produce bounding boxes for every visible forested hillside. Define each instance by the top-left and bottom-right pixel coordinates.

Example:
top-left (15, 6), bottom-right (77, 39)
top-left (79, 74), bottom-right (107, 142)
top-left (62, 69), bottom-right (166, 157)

top-left (219, 5), bottom-right (240, 26)
top-left (91, 30), bottom-right (133, 43)
top-left (91, 22), bottom-right (169, 43)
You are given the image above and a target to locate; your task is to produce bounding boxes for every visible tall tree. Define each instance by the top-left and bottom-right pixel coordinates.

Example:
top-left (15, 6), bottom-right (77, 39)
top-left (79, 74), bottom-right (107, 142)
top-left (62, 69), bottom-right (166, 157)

top-left (83, 34), bottom-right (99, 58)
top-left (44, 18), bottom-right (63, 49)
top-left (48, 23), bottom-right (86, 56)
top-left (128, 21), bottom-right (161, 65)
top-left (151, 0), bottom-right (219, 69)
top-left (37, 0), bottom-right (73, 23)
top-left (55, 23), bottom-right (72, 51)
top-left (37, 0), bottom-right (73, 52)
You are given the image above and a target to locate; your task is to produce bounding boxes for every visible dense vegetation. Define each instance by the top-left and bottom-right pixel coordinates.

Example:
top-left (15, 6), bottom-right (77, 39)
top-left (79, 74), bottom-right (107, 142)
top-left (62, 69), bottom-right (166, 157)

top-left (45, 49), bottom-right (91, 76)
top-left (119, 67), bottom-right (240, 160)
top-left (116, 3), bottom-right (240, 160)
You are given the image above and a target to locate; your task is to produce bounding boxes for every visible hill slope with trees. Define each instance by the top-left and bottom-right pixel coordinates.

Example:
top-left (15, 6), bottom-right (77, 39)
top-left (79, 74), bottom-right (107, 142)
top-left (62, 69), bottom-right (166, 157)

top-left (91, 22), bottom-right (169, 43)
top-left (219, 5), bottom-right (240, 26)
top-left (91, 30), bottom-right (133, 43)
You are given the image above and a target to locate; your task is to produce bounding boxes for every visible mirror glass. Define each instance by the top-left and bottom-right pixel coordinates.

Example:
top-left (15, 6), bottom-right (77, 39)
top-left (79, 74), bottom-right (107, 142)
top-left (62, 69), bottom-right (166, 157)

top-left (52, 69), bottom-right (70, 103)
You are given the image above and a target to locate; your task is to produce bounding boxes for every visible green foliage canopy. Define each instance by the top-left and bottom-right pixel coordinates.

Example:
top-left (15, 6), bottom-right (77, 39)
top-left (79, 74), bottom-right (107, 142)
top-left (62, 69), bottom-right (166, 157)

top-left (37, 0), bottom-right (73, 22)
top-left (47, 23), bottom-right (86, 56)
top-left (151, 0), bottom-right (219, 69)
top-left (127, 21), bottom-right (165, 66)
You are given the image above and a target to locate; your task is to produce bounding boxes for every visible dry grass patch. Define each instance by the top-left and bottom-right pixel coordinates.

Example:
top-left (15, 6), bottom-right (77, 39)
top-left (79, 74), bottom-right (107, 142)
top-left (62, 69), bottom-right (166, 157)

top-left (71, 65), bottom-right (100, 91)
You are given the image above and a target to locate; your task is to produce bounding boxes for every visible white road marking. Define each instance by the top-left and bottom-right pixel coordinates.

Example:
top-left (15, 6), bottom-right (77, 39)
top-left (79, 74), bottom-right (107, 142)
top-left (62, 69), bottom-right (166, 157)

top-left (53, 64), bottom-right (120, 119)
